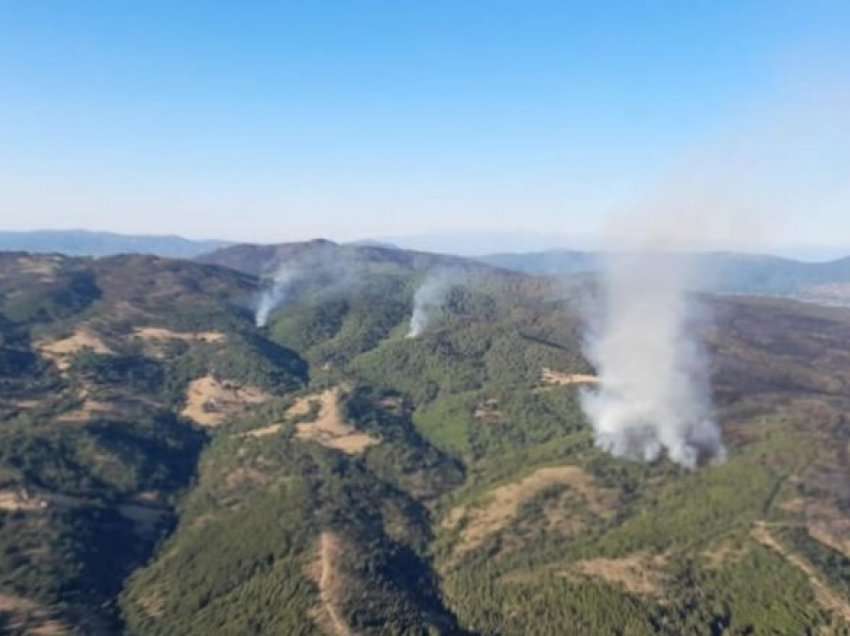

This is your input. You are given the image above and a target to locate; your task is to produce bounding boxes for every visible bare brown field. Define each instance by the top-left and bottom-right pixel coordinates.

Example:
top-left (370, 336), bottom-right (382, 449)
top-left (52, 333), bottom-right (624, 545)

top-left (181, 376), bottom-right (270, 427)
top-left (38, 329), bottom-right (113, 371)
top-left (540, 367), bottom-right (599, 386)
top-left (567, 552), bottom-right (669, 597)
top-left (309, 532), bottom-right (355, 636)
top-left (294, 388), bottom-right (379, 455)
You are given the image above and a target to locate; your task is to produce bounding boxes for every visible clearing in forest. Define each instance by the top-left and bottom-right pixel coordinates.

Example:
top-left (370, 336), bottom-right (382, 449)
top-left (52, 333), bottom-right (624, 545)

top-left (540, 368), bottom-right (599, 386)
top-left (0, 490), bottom-right (48, 512)
top-left (568, 553), bottom-right (669, 597)
top-left (241, 423), bottom-right (283, 438)
top-left (132, 327), bottom-right (226, 343)
top-left (181, 375), bottom-right (269, 427)
top-left (38, 328), bottom-right (113, 371)
top-left (294, 388), bottom-right (379, 455)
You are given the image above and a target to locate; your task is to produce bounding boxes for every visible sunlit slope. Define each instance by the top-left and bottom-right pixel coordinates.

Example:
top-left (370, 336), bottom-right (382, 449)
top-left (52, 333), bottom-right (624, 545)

top-left (2, 247), bottom-right (850, 634)
top-left (0, 252), bottom-right (306, 633)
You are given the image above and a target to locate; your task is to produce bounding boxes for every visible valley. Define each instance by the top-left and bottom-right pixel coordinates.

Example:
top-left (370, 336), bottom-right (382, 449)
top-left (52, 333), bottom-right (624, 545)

top-left (1, 244), bottom-right (850, 634)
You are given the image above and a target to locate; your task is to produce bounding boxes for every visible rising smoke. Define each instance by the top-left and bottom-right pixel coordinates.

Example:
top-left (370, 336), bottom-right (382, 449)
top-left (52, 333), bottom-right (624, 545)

top-left (576, 75), bottom-right (850, 469)
top-left (407, 270), bottom-right (457, 338)
top-left (255, 267), bottom-right (298, 327)
top-left (253, 243), bottom-right (368, 327)
top-left (579, 253), bottom-right (725, 469)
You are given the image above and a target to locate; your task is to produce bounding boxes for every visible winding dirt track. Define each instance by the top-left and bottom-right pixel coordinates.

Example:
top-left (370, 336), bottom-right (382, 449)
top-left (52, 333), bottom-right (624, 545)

top-left (319, 532), bottom-right (355, 636)
top-left (752, 521), bottom-right (850, 623)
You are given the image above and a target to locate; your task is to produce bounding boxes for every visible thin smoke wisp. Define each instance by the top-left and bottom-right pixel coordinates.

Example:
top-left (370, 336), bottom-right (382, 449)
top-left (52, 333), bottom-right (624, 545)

top-left (579, 253), bottom-right (725, 469)
top-left (255, 267), bottom-right (297, 327)
top-left (407, 270), bottom-right (456, 338)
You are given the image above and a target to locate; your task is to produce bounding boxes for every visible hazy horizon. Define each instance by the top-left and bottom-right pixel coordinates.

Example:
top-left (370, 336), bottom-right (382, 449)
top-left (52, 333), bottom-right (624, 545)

top-left (3, 225), bottom-right (850, 262)
top-left (2, 3), bottom-right (849, 251)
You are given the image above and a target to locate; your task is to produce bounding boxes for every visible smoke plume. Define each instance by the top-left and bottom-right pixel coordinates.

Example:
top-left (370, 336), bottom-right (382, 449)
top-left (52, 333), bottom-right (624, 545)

top-left (579, 253), bottom-right (725, 469)
top-left (576, 74), bottom-right (850, 468)
top-left (255, 267), bottom-right (297, 327)
top-left (407, 270), bottom-right (456, 338)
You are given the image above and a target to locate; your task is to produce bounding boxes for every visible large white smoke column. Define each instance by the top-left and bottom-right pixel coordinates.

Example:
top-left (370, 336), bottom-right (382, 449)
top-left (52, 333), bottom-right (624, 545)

top-left (579, 253), bottom-right (726, 469)
top-left (407, 271), bottom-right (455, 338)
top-left (578, 76), bottom-right (850, 469)
top-left (255, 268), bottom-right (297, 327)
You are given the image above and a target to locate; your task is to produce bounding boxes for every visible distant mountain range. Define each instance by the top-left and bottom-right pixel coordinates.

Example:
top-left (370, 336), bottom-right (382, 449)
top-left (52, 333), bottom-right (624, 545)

top-left (4, 247), bottom-right (850, 633)
top-left (4, 230), bottom-right (850, 307)
top-left (0, 229), bottom-right (230, 258)
top-left (477, 249), bottom-right (850, 305)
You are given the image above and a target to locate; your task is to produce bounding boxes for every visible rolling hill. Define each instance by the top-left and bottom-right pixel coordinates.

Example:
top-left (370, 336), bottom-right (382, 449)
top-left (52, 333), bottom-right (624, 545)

top-left (0, 230), bottom-right (230, 259)
top-left (1, 244), bottom-right (850, 634)
top-left (197, 238), bottom-right (503, 279)
top-left (479, 249), bottom-right (850, 306)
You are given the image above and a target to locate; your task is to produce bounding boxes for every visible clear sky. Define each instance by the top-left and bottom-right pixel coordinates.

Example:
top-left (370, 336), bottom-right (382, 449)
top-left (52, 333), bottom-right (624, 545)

top-left (1, 2), bottom-right (848, 250)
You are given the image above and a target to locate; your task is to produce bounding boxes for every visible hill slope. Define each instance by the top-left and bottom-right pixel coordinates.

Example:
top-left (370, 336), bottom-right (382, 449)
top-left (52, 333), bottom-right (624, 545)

top-left (197, 238), bottom-right (503, 279)
top-left (2, 245), bottom-right (850, 634)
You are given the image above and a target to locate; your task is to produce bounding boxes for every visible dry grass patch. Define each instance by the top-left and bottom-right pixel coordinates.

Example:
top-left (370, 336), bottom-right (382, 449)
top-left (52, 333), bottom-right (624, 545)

top-left (132, 327), bottom-right (226, 359)
top-left (752, 521), bottom-right (850, 623)
top-left (136, 590), bottom-right (165, 620)
top-left (541, 368), bottom-right (599, 387)
top-left (181, 376), bottom-right (270, 427)
top-left (0, 489), bottom-right (48, 512)
top-left (444, 465), bottom-right (616, 557)
top-left (308, 532), bottom-right (355, 636)
top-left (241, 423), bottom-right (283, 439)
top-left (38, 328), bottom-right (113, 371)
top-left (287, 394), bottom-right (318, 418)
top-left (133, 327), bottom-right (226, 343)
top-left (568, 553), bottom-right (669, 597)
top-left (295, 388), bottom-right (379, 455)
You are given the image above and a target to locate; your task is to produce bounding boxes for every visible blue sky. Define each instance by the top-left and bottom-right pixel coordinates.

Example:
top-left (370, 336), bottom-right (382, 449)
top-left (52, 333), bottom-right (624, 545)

top-left (1, 2), bottom-right (848, 250)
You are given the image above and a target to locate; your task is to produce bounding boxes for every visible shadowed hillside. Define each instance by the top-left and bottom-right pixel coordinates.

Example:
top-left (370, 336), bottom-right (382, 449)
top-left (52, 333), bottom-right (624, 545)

top-left (2, 245), bottom-right (850, 634)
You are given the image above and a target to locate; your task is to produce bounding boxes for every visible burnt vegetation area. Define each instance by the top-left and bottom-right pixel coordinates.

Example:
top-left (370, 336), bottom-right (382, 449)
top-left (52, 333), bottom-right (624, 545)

top-left (0, 248), bottom-right (850, 634)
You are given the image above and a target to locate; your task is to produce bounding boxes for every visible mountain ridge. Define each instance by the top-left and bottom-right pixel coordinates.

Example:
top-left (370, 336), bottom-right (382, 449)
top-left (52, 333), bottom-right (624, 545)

top-left (0, 229), bottom-right (231, 259)
top-left (2, 249), bottom-right (850, 632)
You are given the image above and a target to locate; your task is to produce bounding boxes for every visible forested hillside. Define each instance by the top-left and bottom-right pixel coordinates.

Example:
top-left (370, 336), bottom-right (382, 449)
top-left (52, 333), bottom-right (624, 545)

top-left (1, 245), bottom-right (850, 634)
